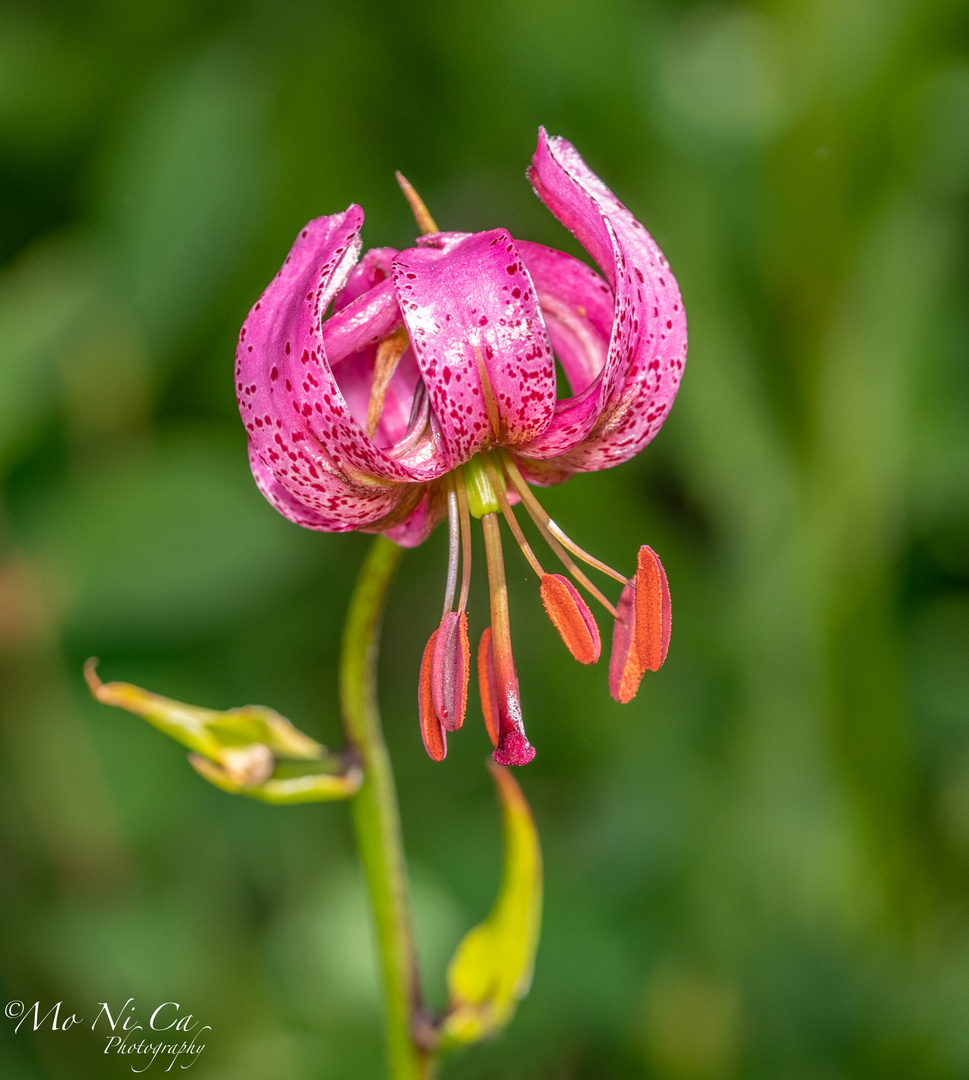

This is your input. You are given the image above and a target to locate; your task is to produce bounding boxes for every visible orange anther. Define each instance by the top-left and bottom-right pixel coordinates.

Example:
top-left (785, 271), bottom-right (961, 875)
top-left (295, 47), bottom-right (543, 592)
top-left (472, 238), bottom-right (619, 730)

top-left (608, 583), bottom-right (646, 704)
top-left (419, 629), bottom-right (446, 761)
top-left (477, 626), bottom-right (500, 748)
top-left (634, 545), bottom-right (671, 672)
top-left (431, 611), bottom-right (470, 732)
top-left (540, 573), bottom-right (601, 665)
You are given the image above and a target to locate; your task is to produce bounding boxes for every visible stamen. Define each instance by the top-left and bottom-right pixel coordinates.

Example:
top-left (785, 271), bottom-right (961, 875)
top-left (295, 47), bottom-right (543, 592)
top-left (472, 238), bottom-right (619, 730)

top-left (481, 453), bottom-right (545, 578)
top-left (608, 583), bottom-right (645, 704)
top-left (419, 629), bottom-right (447, 761)
top-left (454, 469), bottom-right (473, 613)
top-left (481, 512), bottom-right (535, 766)
top-left (477, 627), bottom-right (499, 747)
top-left (483, 447), bottom-right (603, 664)
top-left (540, 574), bottom-right (601, 665)
top-left (500, 453), bottom-right (627, 586)
top-left (431, 611), bottom-right (470, 732)
top-left (635, 545), bottom-right (671, 672)
top-left (395, 171), bottom-right (440, 235)
top-left (496, 453), bottom-right (618, 618)
top-left (366, 326), bottom-right (410, 438)
top-left (443, 477), bottom-right (460, 617)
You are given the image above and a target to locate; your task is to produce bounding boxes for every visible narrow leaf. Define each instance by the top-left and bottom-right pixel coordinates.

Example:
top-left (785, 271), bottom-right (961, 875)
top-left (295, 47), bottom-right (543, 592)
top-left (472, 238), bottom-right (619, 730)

top-left (439, 762), bottom-right (542, 1047)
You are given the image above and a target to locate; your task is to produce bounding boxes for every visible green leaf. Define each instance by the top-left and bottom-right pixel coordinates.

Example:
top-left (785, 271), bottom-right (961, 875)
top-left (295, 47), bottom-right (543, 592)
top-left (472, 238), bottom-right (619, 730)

top-left (85, 660), bottom-right (361, 803)
top-left (439, 762), bottom-right (542, 1048)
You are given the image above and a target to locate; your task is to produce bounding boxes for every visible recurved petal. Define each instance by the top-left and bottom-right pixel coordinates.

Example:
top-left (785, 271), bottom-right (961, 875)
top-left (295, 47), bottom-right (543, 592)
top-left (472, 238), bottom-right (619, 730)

top-left (319, 277), bottom-right (402, 365)
top-left (392, 230), bottom-right (557, 467)
top-left (519, 130), bottom-right (686, 472)
top-left (333, 246), bottom-right (398, 310)
top-left (516, 240), bottom-right (612, 396)
top-left (374, 484), bottom-right (448, 549)
top-left (248, 440), bottom-right (416, 533)
top-left (237, 209), bottom-right (447, 530)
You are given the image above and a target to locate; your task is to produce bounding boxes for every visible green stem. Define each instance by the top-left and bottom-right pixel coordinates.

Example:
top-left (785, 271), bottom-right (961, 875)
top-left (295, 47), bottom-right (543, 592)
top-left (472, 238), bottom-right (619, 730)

top-left (340, 535), bottom-right (430, 1080)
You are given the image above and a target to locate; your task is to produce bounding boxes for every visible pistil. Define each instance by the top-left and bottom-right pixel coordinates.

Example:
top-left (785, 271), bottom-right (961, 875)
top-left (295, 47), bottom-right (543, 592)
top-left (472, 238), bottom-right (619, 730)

top-left (454, 469), bottom-right (473, 613)
top-left (481, 452), bottom-right (601, 665)
top-left (481, 511), bottom-right (534, 766)
top-left (481, 453), bottom-right (544, 578)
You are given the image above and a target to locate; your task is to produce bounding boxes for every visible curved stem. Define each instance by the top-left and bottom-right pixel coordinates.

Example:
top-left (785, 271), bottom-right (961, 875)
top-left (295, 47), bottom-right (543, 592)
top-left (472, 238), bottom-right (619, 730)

top-left (340, 535), bottom-right (430, 1080)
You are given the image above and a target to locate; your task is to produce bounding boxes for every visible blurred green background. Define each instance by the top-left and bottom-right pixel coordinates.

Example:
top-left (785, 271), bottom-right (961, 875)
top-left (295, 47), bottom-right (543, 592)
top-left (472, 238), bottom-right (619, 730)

top-left (1, 0), bottom-right (968, 1077)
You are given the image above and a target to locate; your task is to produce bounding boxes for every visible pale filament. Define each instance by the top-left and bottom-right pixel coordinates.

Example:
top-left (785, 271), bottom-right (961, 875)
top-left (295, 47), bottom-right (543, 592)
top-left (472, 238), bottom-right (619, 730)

top-left (497, 451), bottom-right (620, 618)
top-left (499, 451), bottom-right (628, 585)
top-left (442, 476), bottom-right (460, 618)
top-left (454, 470), bottom-right (473, 613)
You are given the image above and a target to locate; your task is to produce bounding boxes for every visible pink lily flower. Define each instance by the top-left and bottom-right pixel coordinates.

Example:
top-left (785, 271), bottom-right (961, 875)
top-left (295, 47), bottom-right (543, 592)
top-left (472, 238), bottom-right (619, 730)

top-left (237, 128), bottom-right (686, 766)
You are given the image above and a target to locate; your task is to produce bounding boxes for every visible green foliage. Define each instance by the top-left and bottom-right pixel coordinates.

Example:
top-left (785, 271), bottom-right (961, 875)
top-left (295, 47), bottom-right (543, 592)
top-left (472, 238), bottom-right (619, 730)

top-left (0, 0), bottom-right (967, 1078)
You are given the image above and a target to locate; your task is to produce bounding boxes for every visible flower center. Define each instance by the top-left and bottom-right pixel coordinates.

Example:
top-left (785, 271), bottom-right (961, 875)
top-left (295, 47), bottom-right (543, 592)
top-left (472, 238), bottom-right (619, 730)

top-left (419, 448), bottom-right (670, 768)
